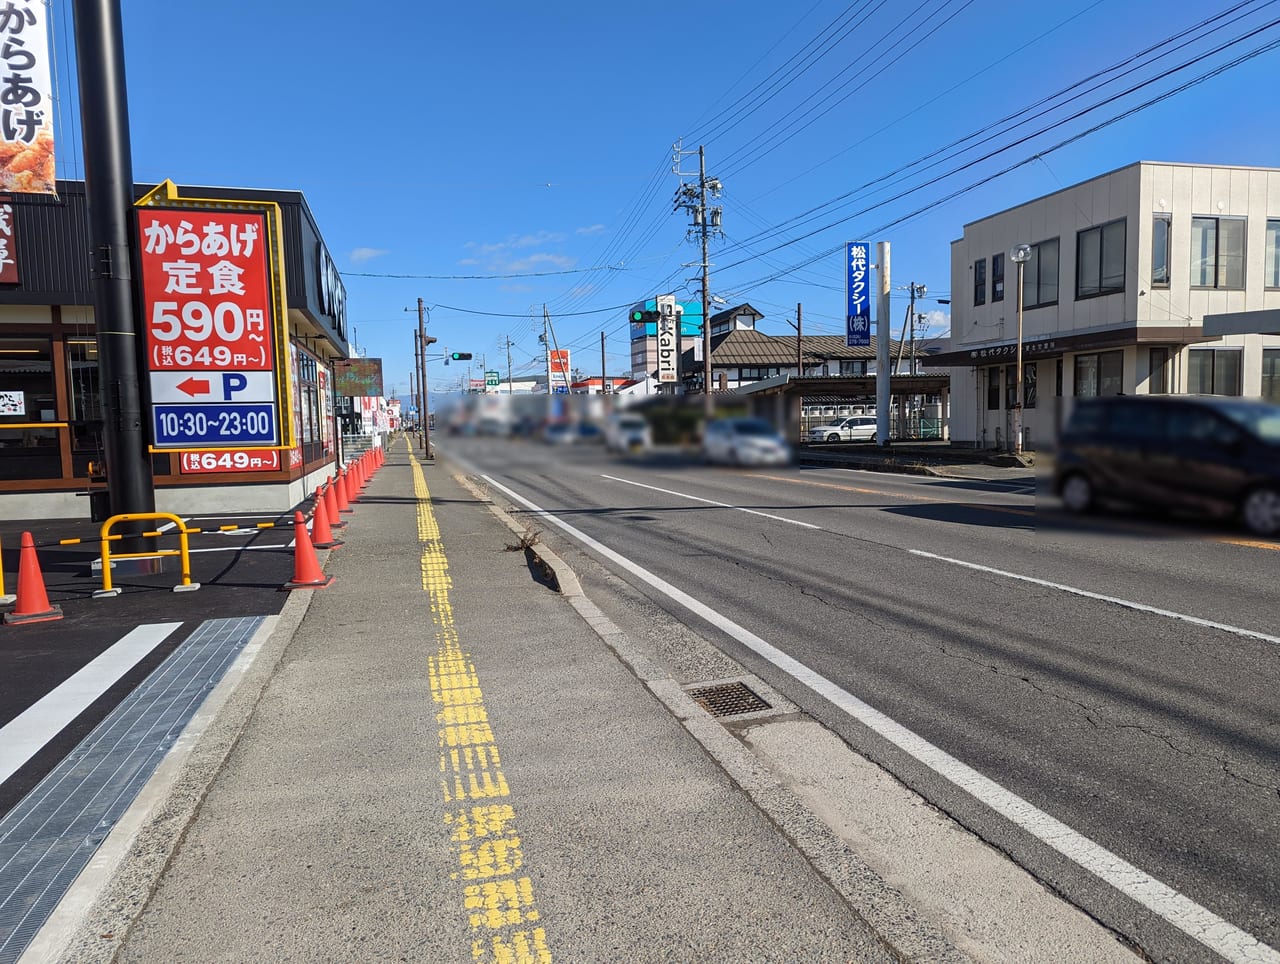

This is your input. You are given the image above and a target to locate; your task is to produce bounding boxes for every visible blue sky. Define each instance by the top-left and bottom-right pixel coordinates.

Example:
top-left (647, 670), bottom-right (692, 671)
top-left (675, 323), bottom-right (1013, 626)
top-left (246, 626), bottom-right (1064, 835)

top-left (46, 0), bottom-right (1280, 398)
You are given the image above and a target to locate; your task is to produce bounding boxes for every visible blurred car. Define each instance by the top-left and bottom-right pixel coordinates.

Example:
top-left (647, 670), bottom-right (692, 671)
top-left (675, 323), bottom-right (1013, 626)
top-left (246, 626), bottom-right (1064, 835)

top-left (542, 422), bottom-right (575, 444)
top-left (702, 417), bottom-right (791, 466)
top-left (604, 413), bottom-right (652, 452)
top-left (807, 415), bottom-right (876, 443)
top-left (1054, 394), bottom-right (1280, 535)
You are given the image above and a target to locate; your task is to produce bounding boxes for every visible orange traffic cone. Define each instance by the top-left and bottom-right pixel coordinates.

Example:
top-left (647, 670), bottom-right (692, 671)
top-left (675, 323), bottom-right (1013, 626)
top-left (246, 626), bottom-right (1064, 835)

top-left (336, 468), bottom-right (354, 513)
top-left (310, 487), bottom-right (343, 549)
top-left (348, 459), bottom-right (364, 498)
top-left (323, 479), bottom-right (346, 529)
top-left (4, 532), bottom-right (63, 624)
top-left (283, 511), bottom-right (334, 590)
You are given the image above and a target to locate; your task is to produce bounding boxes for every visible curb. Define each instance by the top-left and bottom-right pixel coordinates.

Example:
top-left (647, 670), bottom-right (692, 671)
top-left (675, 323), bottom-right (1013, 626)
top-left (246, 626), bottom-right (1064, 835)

top-left (451, 466), bottom-right (968, 964)
top-left (26, 562), bottom-right (326, 964)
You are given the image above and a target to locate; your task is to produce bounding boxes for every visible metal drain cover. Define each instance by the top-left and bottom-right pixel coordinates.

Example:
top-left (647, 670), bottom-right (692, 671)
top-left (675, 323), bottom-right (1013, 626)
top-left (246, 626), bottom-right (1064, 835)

top-left (688, 681), bottom-right (771, 718)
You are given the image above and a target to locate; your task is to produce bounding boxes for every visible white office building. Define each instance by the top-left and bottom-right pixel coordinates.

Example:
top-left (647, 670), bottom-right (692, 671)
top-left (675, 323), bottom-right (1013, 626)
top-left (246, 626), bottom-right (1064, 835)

top-left (927, 161), bottom-right (1280, 449)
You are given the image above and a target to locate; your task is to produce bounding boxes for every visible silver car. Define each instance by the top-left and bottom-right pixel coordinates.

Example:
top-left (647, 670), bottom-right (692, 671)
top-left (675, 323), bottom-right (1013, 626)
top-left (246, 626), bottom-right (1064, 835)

top-left (807, 415), bottom-right (877, 443)
top-left (703, 417), bottom-right (791, 466)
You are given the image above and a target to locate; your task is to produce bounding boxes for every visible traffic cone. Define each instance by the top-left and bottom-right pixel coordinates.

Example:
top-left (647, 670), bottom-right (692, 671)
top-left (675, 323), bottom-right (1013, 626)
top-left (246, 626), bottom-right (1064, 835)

top-left (323, 479), bottom-right (346, 529)
top-left (349, 458), bottom-right (364, 497)
top-left (336, 467), bottom-right (354, 513)
top-left (310, 487), bottom-right (343, 549)
top-left (4, 532), bottom-right (63, 624)
top-left (283, 511), bottom-right (334, 590)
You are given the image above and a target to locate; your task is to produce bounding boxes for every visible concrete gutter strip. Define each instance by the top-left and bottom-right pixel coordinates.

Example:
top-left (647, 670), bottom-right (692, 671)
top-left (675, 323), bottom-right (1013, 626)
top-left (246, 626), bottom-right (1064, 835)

top-left (23, 580), bottom-right (322, 964)
top-left (454, 470), bottom-right (967, 964)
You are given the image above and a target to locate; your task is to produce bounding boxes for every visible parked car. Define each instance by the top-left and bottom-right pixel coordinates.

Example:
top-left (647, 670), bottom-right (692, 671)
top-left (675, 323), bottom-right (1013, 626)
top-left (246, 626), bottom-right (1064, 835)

top-left (807, 415), bottom-right (877, 444)
top-left (1054, 394), bottom-right (1280, 536)
top-left (703, 417), bottom-right (791, 466)
top-left (604, 413), bottom-right (652, 452)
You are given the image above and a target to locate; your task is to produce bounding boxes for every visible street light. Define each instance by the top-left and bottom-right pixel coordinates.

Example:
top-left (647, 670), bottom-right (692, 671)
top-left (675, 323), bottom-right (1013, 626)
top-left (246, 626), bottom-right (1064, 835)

top-left (1009, 243), bottom-right (1032, 456)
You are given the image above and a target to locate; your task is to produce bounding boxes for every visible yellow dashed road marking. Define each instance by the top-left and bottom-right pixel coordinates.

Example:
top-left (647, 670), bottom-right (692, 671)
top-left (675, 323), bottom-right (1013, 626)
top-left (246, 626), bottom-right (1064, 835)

top-left (410, 444), bottom-right (552, 963)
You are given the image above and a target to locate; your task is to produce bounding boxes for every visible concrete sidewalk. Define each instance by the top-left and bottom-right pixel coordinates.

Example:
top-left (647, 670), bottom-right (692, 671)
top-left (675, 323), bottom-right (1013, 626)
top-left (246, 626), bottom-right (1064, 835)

top-left (31, 437), bottom-right (1131, 963)
top-left (53, 440), bottom-right (899, 962)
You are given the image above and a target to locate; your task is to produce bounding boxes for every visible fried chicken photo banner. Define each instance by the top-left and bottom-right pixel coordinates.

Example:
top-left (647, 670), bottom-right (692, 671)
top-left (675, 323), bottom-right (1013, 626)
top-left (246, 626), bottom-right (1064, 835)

top-left (0, 0), bottom-right (54, 196)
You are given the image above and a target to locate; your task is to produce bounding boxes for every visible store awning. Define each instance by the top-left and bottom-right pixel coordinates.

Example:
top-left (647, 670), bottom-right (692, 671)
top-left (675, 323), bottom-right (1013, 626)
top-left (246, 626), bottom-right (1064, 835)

top-left (1202, 308), bottom-right (1280, 336)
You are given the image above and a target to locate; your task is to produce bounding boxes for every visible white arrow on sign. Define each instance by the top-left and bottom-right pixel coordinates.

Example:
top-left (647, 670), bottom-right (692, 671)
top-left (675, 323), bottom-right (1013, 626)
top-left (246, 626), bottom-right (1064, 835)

top-left (150, 370), bottom-right (276, 404)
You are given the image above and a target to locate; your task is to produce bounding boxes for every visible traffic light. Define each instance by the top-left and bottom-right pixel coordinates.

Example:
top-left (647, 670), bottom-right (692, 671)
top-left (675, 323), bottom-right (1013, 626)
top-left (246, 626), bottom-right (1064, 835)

top-left (630, 309), bottom-right (659, 325)
top-left (450, 352), bottom-right (473, 361)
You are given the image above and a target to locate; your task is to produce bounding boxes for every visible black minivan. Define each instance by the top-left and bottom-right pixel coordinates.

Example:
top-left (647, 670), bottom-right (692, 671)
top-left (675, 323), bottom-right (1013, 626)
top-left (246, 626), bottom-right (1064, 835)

top-left (1054, 395), bottom-right (1280, 536)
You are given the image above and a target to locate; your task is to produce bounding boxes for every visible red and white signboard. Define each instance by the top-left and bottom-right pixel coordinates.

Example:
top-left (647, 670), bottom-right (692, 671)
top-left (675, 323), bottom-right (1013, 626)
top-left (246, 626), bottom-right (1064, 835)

top-left (138, 208), bottom-right (282, 449)
top-left (0, 2), bottom-right (56, 196)
top-left (179, 449), bottom-right (281, 474)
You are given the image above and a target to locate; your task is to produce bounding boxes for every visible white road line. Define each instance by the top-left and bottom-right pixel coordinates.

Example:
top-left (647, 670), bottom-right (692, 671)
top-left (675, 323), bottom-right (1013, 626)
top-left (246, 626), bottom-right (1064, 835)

top-left (0, 623), bottom-right (183, 785)
top-left (601, 474), bottom-right (822, 529)
top-left (482, 472), bottom-right (1279, 964)
top-left (908, 549), bottom-right (1280, 647)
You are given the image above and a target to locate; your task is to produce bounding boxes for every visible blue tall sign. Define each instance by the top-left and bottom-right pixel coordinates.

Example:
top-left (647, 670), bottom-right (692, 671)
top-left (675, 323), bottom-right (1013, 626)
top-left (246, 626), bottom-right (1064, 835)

top-left (846, 241), bottom-right (872, 348)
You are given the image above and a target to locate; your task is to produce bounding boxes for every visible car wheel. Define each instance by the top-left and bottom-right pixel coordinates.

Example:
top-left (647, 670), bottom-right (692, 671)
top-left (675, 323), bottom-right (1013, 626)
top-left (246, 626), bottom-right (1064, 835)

top-left (1240, 486), bottom-right (1280, 537)
top-left (1060, 472), bottom-right (1094, 514)
top-left (825, 433), bottom-right (840, 443)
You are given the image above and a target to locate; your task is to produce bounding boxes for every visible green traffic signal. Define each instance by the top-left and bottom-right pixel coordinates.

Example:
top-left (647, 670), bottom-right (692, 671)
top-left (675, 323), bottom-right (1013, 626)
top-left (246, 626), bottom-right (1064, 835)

top-left (450, 352), bottom-right (473, 361)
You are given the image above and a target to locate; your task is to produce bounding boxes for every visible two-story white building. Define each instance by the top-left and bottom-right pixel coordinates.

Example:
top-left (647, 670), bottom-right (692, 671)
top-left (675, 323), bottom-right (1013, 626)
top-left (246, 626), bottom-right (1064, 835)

top-left (926, 161), bottom-right (1280, 450)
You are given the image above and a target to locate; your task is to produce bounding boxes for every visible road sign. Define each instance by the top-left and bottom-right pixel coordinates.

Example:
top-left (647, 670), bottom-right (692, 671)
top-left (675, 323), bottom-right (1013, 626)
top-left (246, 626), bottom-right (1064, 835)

top-left (485, 370), bottom-right (500, 388)
top-left (137, 204), bottom-right (286, 449)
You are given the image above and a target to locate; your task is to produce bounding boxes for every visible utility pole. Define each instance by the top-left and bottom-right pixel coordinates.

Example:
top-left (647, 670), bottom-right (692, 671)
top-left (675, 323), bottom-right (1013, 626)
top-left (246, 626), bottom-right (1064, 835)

top-left (600, 331), bottom-right (608, 396)
top-left (74, 0), bottom-right (154, 545)
top-left (505, 336), bottom-right (514, 395)
top-left (542, 306), bottom-right (553, 395)
top-left (417, 298), bottom-right (436, 458)
top-left (674, 141), bottom-right (722, 415)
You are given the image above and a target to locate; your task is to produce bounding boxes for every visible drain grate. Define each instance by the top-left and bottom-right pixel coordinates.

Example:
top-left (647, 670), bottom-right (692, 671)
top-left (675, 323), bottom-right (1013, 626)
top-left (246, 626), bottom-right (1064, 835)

top-left (688, 681), bottom-right (771, 718)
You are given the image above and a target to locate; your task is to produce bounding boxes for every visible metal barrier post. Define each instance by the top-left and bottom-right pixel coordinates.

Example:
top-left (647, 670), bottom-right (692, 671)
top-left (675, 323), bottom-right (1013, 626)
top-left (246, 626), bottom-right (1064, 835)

top-left (94, 512), bottom-right (201, 598)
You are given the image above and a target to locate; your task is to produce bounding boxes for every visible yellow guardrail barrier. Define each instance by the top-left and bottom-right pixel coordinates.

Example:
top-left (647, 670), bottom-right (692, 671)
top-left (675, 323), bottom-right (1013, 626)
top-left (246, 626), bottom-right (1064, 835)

top-left (94, 513), bottom-right (200, 598)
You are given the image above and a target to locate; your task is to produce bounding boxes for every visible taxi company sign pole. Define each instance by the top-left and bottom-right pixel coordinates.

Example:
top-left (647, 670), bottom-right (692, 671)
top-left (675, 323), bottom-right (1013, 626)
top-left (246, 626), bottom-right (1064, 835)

top-left (73, 0), bottom-right (156, 535)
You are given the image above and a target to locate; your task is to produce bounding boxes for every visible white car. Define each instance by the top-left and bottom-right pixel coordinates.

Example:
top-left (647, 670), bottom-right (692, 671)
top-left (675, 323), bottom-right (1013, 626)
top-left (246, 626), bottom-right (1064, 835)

top-left (807, 415), bottom-right (876, 443)
top-left (604, 413), bottom-right (652, 452)
top-left (702, 417), bottom-right (791, 466)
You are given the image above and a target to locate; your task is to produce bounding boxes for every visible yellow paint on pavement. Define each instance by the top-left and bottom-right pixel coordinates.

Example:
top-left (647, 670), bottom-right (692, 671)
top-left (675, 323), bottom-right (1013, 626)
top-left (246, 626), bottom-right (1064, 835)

top-left (410, 445), bottom-right (552, 963)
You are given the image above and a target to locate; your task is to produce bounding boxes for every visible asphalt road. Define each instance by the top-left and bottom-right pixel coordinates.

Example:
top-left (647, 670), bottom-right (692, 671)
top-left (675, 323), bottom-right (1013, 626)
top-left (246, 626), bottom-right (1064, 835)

top-left (443, 435), bottom-right (1280, 964)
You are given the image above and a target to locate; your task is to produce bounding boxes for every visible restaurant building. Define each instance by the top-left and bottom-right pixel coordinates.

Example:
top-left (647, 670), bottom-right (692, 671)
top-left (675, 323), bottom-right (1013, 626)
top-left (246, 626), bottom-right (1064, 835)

top-left (0, 180), bottom-right (350, 518)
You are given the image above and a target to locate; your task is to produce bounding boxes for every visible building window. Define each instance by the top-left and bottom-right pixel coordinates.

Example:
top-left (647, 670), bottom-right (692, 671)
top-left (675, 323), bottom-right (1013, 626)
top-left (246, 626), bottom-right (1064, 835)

top-left (1076, 218), bottom-right (1126, 299)
top-left (1191, 216), bottom-right (1245, 289)
top-left (1188, 348), bottom-right (1242, 395)
top-left (1267, 220), bottom-right (1280, 289)
top-left (0, 336), bottom-right (61, 481)
top-left (1024, 363), bottom-right (1037, 409)
top-left (1148, 347), bottom-right (1170, 394)
top-left (991, 252), bottom-right (1004, 302)
top-left (973, 257), bottom-right (986, 306)
top-left (838, 359), bottom-right (867, 375)
top-left (1263, 349), bottom-right (1280, 403)
top-left (1056, 358), bottom-right (1063, 397)
top-left (1152, 213), bottom-right (1171, 287)
top-left (1023, 238), bottom-right (1059, 309)
top-left (1074, 351), bottom-right (1123, 397)
top-left (738, 367), bottom-right (780, 381)
top-left (987, 368), bottom-right (1000, 410)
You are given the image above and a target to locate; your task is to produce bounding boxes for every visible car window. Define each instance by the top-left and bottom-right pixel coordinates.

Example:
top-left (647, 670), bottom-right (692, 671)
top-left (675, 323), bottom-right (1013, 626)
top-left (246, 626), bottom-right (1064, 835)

top-left (1169, 407), bottom-right (1241, 447)
top-left (1064, 401), bottom-right (1104, 438)
top-left (1107, 401), bottom-right (1167, 441)
top-left (732, 420), bottom-right (776, 436)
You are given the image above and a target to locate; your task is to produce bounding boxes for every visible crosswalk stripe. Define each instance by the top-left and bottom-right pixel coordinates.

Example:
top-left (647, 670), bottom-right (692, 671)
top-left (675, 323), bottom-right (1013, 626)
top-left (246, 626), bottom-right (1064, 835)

top-left (0, 622), bottom-right (182, 786)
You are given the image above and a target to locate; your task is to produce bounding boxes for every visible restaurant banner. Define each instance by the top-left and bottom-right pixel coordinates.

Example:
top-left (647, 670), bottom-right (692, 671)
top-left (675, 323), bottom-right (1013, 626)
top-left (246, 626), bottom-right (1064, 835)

top-left (0, 1), bottom-right (55, 195)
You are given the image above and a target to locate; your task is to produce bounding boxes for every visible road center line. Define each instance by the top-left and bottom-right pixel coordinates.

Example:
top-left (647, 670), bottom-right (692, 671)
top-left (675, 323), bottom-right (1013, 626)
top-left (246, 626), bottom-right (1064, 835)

top-left (0, 622), bottom-right (183, 785)
top-left (481, 471), bottom-right (1278, 964)
top-left (600, 474), bottom-right (822, 529)
top-left (907, 548), bottom-right (1280, 646)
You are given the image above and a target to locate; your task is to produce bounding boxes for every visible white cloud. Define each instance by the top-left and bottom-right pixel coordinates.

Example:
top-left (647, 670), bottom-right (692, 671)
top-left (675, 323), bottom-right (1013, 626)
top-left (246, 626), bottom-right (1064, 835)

top-left (507, 252), bottom-right (575, 272)
top-left (349, 247), bottom-right (389, 264)
top-left (576, 224), bottom-right (605, 236)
